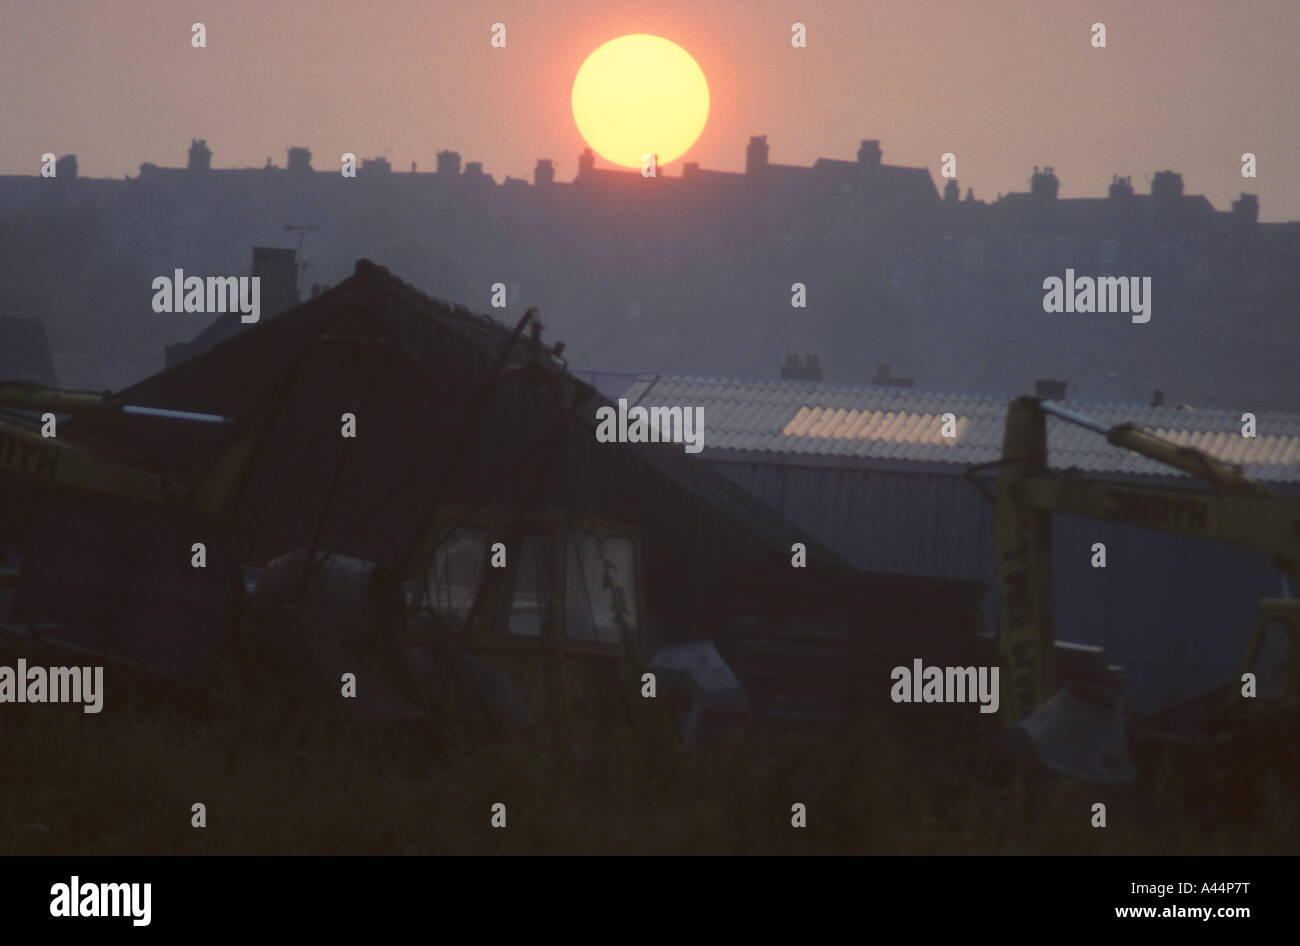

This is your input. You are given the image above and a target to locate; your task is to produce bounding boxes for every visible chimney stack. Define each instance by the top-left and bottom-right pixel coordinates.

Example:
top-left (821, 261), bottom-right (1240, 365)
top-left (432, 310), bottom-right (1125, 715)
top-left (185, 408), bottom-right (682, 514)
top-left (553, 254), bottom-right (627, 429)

top-left (1034, 379), bottom-right (1068, 400)
top-left (436, 150), bottom-right (461, 176)
top-left (873, 364), bottom-right (914, 387)
top-left (187, 138), bottom-right (212, 172)
top-left (1030, 166), bottom-right (1059, 201)
top-left (252, 246), bottom-right (300, 319)
top-left (746, 136), bottom-right (769, 175)
top-left (1232, 192), bottom-right (1259, 226)
top-left (781, 353), bottom-right (823, 382)
top-left (1151, 170), bottom-right (1184, 208)
top-left (287, 147), bottom-right (313, 174)
top-left (857, 139), bottom-right (882, 169)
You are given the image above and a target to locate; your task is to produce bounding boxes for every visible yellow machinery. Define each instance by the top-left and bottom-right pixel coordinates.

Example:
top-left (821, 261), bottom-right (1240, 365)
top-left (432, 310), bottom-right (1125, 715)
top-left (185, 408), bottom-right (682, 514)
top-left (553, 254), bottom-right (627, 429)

top-left (0, 265), bottom-right (742, 747)
top-left (992, 396), bottom-right (1300, 725)
top-left (0, 374), bottom-right (309, 686)
top-left (0, 380), bottom-right (279, 516)
top-left (0, 377), bottom-right (728, 745)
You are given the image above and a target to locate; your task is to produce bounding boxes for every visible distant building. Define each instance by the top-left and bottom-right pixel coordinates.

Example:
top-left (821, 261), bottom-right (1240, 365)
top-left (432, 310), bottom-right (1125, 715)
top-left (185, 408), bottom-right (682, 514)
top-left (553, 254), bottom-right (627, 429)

top-left (620, 372), bottom-right (1300, 715)
top-left (4, 135), bottom-right (1297, 413)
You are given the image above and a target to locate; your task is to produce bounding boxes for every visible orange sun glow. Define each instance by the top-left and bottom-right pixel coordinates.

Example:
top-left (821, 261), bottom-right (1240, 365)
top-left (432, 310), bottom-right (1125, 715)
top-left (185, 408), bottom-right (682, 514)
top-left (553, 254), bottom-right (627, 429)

top-left (571, 34), bottom-right (710, 169)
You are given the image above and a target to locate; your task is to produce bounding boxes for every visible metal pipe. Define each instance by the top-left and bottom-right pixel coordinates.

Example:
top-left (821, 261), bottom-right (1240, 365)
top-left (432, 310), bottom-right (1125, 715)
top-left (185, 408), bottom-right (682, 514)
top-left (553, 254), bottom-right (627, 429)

top-left (122, 405), bottom-right (233, 424)
top-left (1037, 399), bottom-right (1109, 434)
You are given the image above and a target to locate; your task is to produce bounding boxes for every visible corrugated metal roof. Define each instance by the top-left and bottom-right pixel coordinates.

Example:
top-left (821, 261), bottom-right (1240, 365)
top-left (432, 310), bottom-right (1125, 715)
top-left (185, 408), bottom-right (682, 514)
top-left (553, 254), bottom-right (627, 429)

top-left (620, 374), bottom-right (1300, 483)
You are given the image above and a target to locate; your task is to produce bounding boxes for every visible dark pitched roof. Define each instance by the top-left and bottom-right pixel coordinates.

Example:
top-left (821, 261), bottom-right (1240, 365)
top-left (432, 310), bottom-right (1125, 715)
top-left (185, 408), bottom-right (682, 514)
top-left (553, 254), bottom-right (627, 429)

top-left (347, 263), bottom-right (847, 561)
top-left (104, 260), bottom-right (846, 565)
top-left (164, 311), bottom-right (245, 367)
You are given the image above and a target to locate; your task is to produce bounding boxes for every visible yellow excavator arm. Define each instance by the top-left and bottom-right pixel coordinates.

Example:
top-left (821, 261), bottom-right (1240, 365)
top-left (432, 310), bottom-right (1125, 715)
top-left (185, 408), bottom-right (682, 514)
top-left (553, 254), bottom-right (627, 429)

top-left (0, 372), bottom-right (322, 525)
top-left (0, 381), bottom-right (244, 512)
top-left (993, 397), bottom-right (1300, 724)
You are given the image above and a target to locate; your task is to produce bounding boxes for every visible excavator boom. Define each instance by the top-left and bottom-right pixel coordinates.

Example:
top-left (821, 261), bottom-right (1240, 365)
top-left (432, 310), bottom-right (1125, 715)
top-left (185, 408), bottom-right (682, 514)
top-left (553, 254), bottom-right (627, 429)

top-left (993, 396), bottom-right (1300, 724)
top-left (1013, 478), bottom-right (1300, 579)
top-left (1040, 400), bottom-right (1266, 493)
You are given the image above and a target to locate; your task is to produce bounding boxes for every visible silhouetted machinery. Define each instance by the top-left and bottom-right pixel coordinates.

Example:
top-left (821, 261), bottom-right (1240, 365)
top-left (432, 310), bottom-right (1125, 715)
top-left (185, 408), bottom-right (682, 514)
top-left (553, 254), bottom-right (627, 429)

top-left (987, 396), bottom-right (1300, 781)
top-left (0, 379), bottom-right (275, 683)
top-left (0, 376), bottom-right (745, 749)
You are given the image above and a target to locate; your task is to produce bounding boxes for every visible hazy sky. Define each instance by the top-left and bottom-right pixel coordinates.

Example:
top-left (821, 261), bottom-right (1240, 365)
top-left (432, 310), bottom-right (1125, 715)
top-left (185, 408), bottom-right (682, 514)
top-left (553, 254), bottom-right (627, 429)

top-left (4, 0), bottom-right (1298, 220)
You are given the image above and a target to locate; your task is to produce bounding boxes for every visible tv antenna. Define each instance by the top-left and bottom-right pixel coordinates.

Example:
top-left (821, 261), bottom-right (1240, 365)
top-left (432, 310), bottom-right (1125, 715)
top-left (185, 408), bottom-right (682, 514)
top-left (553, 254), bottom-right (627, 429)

top-left (284, 224), bottom-right (320, 297)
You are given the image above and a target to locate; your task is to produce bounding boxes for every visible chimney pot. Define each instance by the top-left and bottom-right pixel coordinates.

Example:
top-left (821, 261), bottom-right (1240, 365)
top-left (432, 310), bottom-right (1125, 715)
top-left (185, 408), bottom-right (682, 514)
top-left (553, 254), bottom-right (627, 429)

top-left (1034, 379), bottom-right (1069, 400)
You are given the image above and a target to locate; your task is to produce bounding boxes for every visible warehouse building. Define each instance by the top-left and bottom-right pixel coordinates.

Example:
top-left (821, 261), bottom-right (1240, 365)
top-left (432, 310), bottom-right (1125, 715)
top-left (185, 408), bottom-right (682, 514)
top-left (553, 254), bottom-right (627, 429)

top-left (620, 373), bottom-right (1300, 714)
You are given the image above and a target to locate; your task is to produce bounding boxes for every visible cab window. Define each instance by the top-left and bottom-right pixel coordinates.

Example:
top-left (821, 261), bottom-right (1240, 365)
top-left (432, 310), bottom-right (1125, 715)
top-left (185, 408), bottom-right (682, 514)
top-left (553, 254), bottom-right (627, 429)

top-left (507, 533), bottom-right (550, 637)
top-left (426, 526), bottom-right (488, 632)
top-left (564, 531), bottom-right (637, 645)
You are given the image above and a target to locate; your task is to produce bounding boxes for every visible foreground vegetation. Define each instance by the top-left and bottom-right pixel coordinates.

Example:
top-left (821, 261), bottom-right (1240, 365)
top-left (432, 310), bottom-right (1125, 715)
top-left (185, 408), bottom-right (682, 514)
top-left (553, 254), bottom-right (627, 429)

top-left (1, 694), bottom-right (1295, 856)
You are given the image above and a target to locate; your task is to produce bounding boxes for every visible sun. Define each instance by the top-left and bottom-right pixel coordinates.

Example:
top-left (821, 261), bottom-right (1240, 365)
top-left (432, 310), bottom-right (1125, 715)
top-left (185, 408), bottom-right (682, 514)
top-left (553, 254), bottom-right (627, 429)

top-left (571, 34), bottom-right (709, 169)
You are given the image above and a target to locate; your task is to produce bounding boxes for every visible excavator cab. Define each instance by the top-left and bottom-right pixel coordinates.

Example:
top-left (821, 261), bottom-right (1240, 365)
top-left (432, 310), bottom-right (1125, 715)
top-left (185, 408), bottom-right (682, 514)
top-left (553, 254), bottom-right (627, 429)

top-left (418, 509), bottom-right (651, 751)
top-left (1238, 598), bottom-right (1300, 703)
top-left (0, 375), bottom-right (744, 750)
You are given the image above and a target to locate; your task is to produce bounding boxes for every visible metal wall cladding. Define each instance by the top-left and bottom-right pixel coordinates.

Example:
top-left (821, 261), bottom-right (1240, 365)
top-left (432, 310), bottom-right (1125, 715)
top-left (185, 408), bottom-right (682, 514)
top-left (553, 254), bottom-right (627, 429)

top-left (719, 462), bottom-right (994, 581)
top-left (1049, 512), bottom-right (1282, 715)
top-left (714, 459), bottom-right (1287, 715)
top-left (719, 563), bottom-right (993, 747)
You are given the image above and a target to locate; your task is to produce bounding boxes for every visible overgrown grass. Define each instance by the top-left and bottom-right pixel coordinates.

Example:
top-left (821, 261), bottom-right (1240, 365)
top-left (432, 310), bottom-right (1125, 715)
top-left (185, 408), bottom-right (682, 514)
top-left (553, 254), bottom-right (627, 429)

top-left (1, 698), bottom-right (1296, 855)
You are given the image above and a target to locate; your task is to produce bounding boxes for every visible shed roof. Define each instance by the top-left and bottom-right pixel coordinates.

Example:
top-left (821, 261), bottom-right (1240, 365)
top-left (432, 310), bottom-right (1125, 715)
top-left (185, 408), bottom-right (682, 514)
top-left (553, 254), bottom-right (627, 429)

top-left (84, 260), bottom-right (844, 566)
top-left (619, 374), bottom-right (1300, 484)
